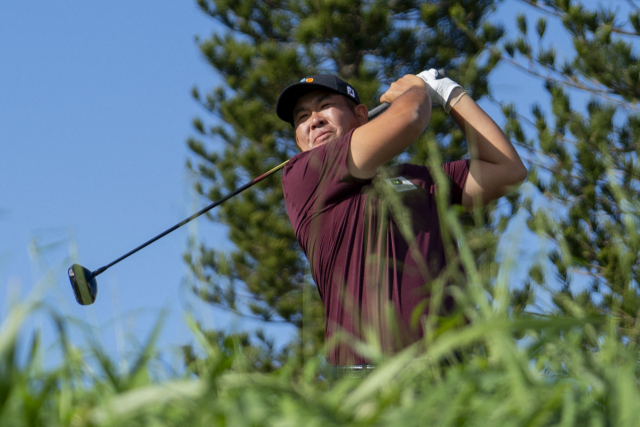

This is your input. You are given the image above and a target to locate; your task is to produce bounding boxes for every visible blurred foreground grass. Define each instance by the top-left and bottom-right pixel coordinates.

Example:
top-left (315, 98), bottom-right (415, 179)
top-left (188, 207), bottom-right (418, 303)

top-left (2, 292), bottom-right (639, 426)
top-left (3, 249), bottom-right (640, 426)
top-left (4, 164), bottom-right (640, 426)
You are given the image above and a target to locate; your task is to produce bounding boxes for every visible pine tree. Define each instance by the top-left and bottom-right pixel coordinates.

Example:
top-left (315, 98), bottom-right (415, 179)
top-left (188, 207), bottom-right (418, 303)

top-left (185, 0), bottom-right (507, 367)
top-left (500, 0), bottom-right (640, 335)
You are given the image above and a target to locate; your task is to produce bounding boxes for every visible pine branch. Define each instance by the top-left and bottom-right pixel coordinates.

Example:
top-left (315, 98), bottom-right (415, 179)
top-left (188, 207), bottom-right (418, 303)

top-left (517, 0), bottom-right (640, 36)
top-left (485, 96), bottom-right (584, 179)
top-left (388, 10), bottom-right (422, 20)
top-left (193, 287), bottom-right (292, 324)
top-left (500, 56), bottom-right (640, 111)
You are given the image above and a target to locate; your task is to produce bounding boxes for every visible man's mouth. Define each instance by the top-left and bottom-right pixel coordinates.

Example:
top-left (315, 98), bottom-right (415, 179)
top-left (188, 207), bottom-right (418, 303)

top-left (313, 130), bottom-right (332, 146)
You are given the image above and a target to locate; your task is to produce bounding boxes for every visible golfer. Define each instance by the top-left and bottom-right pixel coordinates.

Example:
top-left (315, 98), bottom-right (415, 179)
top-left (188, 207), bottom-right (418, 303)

top-left (276, 71), bottom-right (527, 366)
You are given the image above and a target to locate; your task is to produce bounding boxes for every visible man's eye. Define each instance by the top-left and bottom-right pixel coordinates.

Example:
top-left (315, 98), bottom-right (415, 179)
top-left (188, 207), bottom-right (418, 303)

top-left (320, 103), bottom-right (330, 109)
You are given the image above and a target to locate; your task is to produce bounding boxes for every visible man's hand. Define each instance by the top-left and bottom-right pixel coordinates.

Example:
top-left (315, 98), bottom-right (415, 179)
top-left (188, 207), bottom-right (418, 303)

top-left (379, 75), bottom-right (428, 105)
top-left (417, 69), bottom-right (462, 113)
top-left (348, 75), bottom-right (432, 179)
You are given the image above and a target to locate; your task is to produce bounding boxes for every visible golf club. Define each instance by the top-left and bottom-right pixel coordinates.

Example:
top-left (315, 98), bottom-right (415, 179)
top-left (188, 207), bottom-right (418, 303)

top-left (69, 70), bottom-right (446, 305)
top-left (68, 160), bottom-right (287, 305)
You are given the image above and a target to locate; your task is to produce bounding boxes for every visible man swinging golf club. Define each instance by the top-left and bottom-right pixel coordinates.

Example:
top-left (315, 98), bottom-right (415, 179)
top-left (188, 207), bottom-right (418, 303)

top-left (276, 70), bottom-right (527, 366)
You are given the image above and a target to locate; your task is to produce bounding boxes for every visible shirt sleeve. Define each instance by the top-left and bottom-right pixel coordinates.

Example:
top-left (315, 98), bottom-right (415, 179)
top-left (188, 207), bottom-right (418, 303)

top-left (442, 160), bottom-right (470, 205)
top-left (282, 129), bottom-right (368, 237)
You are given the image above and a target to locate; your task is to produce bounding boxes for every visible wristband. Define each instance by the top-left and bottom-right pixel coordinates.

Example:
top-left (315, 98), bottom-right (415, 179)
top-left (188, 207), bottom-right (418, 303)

top-left (446, 90), bottom-right (467, 113)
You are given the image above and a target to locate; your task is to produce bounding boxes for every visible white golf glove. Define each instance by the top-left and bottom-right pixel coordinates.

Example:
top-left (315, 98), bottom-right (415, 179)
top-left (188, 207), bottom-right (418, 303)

top-left (417, 69), bottom-right (465, 113)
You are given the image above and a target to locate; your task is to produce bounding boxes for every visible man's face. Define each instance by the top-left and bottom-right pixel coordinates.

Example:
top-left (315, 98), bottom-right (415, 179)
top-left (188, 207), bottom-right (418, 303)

top-left (293, 91), bottom-right (365, 152)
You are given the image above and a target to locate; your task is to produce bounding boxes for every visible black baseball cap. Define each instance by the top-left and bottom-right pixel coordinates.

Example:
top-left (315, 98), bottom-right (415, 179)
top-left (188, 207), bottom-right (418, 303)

top-left (276, 75), bottom-right (361, 125)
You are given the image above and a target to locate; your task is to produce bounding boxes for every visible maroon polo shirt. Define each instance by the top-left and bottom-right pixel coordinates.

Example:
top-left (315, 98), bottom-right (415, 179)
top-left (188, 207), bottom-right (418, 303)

top-left (282, 129), bottom-right (469, 365)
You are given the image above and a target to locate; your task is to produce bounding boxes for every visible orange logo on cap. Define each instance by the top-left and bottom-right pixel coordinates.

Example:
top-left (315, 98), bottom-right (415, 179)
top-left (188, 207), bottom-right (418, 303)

top-left (305, 78), bottom-right (314, 83)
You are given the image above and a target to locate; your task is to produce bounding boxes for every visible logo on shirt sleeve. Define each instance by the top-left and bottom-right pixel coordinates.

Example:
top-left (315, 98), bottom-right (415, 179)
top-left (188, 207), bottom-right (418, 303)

top-left (385, 176), bottom-right (417, 192)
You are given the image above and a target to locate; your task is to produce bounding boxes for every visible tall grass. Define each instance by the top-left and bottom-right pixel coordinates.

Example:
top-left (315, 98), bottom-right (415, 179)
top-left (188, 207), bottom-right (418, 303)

top-left (3, 282), bottom-right (639, 426)
top-left (3, 166), bottom-right (640, 426)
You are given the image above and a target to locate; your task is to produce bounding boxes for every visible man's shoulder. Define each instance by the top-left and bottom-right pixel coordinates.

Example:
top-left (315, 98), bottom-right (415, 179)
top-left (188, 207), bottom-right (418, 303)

top-left (282, 149), bottom-right (310, 177)
top-left (282, 130), bottom-right (354, 182)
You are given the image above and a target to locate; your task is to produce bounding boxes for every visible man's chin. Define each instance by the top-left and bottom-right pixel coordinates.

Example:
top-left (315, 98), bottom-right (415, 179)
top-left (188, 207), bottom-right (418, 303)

top-left (310, 135), bottom-right (337, 149)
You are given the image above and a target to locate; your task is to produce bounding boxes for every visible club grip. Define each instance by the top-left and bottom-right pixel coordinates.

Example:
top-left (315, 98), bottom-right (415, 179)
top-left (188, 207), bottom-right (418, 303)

top-left (368, 103), bottom-right (390, 120)
top-left (367, 69), bottom-right (446, 121)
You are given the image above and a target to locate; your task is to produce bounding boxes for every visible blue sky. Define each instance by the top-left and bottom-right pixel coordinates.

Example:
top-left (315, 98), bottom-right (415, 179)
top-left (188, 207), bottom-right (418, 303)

top-left (0, 0), bottom-right (584, 365)
top-left (0, 1), bottom-right (298, 364)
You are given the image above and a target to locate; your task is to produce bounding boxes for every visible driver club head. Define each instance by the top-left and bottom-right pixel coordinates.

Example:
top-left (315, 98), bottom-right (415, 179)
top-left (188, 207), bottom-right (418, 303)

top-left (68, 264), bottom-right (98, 305)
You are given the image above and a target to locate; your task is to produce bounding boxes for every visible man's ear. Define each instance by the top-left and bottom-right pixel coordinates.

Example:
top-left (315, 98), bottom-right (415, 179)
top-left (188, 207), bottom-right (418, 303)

top-left (355, 104), bottom-right (369, 125)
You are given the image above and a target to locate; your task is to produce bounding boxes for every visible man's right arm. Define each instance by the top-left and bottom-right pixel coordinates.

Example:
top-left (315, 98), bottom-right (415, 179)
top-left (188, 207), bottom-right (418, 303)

top-left (347, 75), bottom-right (432, 179)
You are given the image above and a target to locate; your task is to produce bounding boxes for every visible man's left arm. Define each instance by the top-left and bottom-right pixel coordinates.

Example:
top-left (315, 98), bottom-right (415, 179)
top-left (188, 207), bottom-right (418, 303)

top-left (447, 89), bottom-right (527, 210)
top-left (420, 70), bottom-right (527, 210)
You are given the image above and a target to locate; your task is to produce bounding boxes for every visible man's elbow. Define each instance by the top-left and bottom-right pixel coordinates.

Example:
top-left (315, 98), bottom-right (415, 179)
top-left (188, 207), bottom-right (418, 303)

top-left (403, 103), bottom-right (431, 138)
top-left (415, 101), bottom-right (432, 130)
top-left (510, 160), bottom-right (528, 189)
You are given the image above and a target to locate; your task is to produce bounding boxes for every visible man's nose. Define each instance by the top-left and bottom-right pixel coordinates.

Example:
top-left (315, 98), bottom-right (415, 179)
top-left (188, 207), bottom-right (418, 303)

top-left (309, 111), bottom-right (326, 129)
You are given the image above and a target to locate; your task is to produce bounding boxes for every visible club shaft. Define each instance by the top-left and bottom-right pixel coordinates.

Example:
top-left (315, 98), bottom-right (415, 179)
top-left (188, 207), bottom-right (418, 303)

top-left (91, 160), bottom-right (289, 278)
top-left (368, 103), bottom-right (390, 120)
top-left (88, 81), bottom-right (447, 279)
